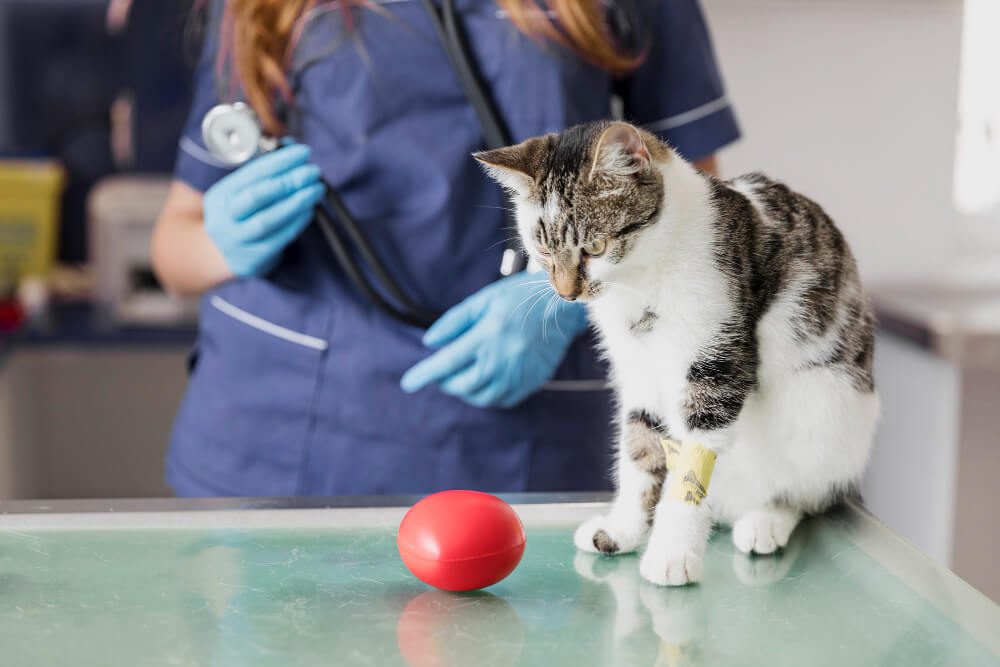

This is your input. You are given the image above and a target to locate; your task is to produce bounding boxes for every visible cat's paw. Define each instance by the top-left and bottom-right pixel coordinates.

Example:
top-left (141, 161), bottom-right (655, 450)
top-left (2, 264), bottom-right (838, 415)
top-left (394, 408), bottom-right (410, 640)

top-left (573, 515), bottom-right (644, 555)
top-left (731, 508), bottom-right (800, 555)
top-left (639, 545), bottom-right (704, 586)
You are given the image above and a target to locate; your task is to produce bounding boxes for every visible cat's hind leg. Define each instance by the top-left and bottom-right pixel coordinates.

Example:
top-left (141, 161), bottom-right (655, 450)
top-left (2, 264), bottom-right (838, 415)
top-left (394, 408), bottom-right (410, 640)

top-left (731, 505), bottom-right (802, 555)
top-left (728, 370), bottom-right (879, 555)
top-left (574, 410), bottom-right (667, 555)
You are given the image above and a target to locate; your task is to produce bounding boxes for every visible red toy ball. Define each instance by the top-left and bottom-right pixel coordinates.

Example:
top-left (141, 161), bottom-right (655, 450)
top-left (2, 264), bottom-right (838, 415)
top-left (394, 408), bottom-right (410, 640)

top-left (397, 490), bottom-right (526, 591)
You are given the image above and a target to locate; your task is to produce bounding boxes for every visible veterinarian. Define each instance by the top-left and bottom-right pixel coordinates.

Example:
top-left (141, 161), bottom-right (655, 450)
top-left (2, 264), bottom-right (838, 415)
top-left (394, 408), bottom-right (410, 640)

top-left (152, 0), bottom-right (740, 496)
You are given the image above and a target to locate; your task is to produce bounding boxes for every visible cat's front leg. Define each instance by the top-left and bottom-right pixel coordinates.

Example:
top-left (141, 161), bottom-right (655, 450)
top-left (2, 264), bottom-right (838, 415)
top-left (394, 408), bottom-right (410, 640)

top-left (640, 431), bottom-right (733, 585)
top-left (574, 409), bottom-right (668, 556)
top-left (639, 481), bottom-right (715, 586)
top-left (640, 345), bottom-right (755, 585)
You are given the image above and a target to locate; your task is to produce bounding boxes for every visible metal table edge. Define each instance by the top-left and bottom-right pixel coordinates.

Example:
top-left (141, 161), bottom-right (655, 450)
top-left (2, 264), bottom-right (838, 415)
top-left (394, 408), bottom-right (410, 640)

top-left (0, 492), bottom-right (613, 515)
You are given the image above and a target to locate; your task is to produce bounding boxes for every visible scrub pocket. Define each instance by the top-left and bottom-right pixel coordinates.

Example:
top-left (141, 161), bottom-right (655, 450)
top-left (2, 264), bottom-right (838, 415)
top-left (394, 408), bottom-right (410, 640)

top-left (167, 280), bottom-right (332, 497)
top-left (528, 332), bottom-right (616, 491)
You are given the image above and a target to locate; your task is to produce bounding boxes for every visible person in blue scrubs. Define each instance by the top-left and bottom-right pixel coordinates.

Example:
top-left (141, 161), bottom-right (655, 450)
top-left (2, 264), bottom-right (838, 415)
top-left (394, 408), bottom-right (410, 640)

top-left (152, 0), bottom-right (740, 497)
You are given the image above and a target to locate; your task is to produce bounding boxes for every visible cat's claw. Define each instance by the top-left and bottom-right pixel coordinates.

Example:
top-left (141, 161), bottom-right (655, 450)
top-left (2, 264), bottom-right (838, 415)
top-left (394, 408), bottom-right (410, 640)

top-left (573, 515), bottom-right (644, 555)
top-left (732, 508), bottom-right (800, 555)
top-left (639, 547), bottom-right (703, 586)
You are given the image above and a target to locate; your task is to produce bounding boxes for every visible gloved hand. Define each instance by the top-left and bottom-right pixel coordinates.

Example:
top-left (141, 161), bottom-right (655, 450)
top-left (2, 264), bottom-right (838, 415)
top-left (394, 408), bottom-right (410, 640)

top-left (204, 143), bottom-right (325, 277)
top-left (400, 270), bottom-right (589, 408)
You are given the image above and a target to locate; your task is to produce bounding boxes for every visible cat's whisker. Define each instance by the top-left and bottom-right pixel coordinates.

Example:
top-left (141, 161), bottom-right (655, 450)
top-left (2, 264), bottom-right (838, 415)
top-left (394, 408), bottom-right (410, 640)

top-left (520, 289), bottom-right (550, 333)
top-left (540, 295), bottom-right (550, 342)
top-left (540, 295), bottom-right (549, 342)
top-left (510, 287), bottom-right (546, 317)
top-left (511, 286), bottom-right (552, 318)
top-left (473, 204), bottom-right (518, 214)
top-left (542, 293), bottom-right (560, 343)
top-left (552, 296), bottom-right (566, 338)
top-left (601, 280), bottom-right (652, 302)
top-left (482, 236), bottom-right (521, 253)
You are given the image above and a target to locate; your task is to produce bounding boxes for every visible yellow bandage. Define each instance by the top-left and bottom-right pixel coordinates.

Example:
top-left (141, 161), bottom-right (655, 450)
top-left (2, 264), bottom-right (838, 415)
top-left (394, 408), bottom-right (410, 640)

top-left (661, 437), bottom-right (682, 469)
top-left (660, 438), bottom-right (716, 506)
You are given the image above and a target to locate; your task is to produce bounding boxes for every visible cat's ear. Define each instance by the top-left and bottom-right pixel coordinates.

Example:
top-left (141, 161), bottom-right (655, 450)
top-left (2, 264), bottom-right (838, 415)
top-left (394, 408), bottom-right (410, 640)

top-left (589, 122), bottom-right (651, 182)
top-left (474, 136), bottom-right (551, 197)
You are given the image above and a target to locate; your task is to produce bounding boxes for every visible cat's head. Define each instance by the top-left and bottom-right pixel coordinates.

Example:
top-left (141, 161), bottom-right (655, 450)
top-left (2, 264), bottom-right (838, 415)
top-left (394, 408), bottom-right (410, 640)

top-left (475, 121), bottom-right (667, 302)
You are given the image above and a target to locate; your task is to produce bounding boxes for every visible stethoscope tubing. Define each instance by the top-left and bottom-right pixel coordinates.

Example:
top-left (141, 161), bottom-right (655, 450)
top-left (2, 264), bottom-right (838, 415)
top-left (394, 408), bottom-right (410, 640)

top-left (315, 183), bottom-right (440, 328)
top-left (203, 0), bottom-right (526, 329)
top-left (309, 0), bottom-right (523, 329)
top-left (419, 0), bottom-right (511, 152)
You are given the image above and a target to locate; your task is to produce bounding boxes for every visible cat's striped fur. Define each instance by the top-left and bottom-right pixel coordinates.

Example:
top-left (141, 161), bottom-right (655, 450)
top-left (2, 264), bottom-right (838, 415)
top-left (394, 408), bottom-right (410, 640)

top-left (476, 121), bottom-right (878, 586)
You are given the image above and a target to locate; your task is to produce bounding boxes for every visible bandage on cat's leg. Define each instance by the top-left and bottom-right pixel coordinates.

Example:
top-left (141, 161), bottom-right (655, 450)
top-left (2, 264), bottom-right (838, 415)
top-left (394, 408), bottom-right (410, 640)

top-left (732, 505), bottom-right (802, 555)
top-left (660, 437), bottom-right (682, 470)
top-left (640, 441), bottom-right (716, 586)
top-left (663, 441), bottom-right (716, 506)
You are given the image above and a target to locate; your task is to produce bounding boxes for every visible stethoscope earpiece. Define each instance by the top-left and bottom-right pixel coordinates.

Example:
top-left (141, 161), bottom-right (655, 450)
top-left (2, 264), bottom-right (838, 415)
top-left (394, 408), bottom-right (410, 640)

top-left (199, 100), bottom-right (441, 328)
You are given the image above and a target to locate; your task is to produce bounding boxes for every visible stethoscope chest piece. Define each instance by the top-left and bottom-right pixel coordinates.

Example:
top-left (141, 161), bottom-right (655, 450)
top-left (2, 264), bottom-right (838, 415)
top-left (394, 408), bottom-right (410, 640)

top-left (202, 102), bottom-right (277, 166)
top-left (195, 0), bottom-right (525, 327)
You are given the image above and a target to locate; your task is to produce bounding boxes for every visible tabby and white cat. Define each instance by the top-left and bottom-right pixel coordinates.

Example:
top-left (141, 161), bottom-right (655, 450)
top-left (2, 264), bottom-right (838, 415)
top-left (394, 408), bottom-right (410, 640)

top-left (476, 122), bottom-right (879, 586)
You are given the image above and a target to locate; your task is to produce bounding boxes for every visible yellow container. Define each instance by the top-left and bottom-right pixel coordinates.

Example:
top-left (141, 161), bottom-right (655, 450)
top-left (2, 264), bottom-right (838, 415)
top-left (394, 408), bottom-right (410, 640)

top-left (0, 159), bottom-right (65, 279)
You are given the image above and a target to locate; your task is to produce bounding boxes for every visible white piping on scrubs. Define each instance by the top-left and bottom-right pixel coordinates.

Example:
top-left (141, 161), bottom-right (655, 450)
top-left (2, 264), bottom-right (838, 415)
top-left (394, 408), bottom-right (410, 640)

top-left (543, 379), bottom-right (610, 391)
top-left (643, 95), bottom-right (730, 133)
top-left (179, 135), bottom-right (233, 169)
top-left (210, 296), bottom-right (329, 351)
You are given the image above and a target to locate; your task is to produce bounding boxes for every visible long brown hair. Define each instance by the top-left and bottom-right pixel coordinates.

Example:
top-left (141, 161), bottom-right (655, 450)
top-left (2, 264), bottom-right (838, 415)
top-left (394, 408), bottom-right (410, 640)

top-left (221, 0), bottom-right (642, 133)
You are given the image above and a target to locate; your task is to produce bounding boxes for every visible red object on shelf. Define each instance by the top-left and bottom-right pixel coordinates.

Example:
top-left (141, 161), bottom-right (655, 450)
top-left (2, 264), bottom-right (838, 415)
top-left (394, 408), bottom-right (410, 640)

top-left (0, 298), bottom-right (25, 333)
top-left (397, 490), bottom-right (526, 592)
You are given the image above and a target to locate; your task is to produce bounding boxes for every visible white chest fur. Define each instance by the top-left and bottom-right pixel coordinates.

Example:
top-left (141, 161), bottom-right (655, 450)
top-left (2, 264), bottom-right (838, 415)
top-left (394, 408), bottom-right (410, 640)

top-left (590, 263), bottom-right (731, 435)
top-left (587, 160), bottom-right (732, 434)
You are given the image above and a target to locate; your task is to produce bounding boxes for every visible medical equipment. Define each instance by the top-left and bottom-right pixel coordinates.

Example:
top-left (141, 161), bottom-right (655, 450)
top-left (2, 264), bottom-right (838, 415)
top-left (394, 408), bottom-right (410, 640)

top-left (201, 0), bottom-right (522, 329)
top-left (90, 175), bottom-right (198, 324)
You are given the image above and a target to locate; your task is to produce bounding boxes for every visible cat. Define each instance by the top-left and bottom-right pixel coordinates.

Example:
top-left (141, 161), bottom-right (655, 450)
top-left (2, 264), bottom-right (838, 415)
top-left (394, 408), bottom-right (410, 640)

top-left (475, 121), bottom-right (879, 586)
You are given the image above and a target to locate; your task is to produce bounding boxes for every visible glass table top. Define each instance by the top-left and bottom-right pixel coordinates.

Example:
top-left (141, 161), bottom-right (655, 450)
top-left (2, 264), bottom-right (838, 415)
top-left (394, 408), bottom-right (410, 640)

top-left (0, 498), bottom-right (997, 666)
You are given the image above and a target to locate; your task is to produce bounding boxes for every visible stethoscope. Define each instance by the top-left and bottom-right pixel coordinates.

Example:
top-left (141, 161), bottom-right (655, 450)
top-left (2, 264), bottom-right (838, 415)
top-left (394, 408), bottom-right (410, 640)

top-left (201, 0), bottom-right (524, 329)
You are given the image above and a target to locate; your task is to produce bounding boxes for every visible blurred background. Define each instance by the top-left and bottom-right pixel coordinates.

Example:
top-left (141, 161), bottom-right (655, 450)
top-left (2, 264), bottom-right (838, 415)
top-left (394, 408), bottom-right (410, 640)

top-left (0, 0), bottom-right (997, 600)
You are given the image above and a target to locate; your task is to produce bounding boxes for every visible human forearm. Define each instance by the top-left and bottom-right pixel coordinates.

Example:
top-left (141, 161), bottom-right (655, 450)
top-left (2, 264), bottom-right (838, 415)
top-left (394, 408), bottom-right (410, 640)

top-left (152, 146), bottom-right (323, 297)
top-left (693, 154), bottom-right (718, 177)
top-left (151, 181), bottom-right (233, 297)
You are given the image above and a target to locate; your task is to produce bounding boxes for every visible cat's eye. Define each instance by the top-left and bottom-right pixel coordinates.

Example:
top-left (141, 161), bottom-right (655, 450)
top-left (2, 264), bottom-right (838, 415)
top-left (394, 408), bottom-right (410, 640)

top-left (582, 238), bottom-right (607, 257)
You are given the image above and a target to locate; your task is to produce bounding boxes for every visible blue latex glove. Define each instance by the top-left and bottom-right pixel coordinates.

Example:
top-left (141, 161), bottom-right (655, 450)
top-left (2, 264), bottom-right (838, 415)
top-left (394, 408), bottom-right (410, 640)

top-left (400, 271), bottom-right (589, 408)
top-left (204, 143), bottom-right (325, 277)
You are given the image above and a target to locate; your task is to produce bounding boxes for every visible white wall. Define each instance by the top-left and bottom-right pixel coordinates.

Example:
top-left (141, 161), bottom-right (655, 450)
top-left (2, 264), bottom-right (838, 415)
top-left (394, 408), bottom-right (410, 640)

top-left (703, 0), bottom-right (965, 286)
top-left (866, 333), bottom-right (960, 564)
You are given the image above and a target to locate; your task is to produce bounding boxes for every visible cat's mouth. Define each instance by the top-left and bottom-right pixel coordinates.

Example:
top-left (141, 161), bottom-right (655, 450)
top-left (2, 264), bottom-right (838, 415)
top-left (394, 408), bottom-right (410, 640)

top-left (552, 280), bottom-right (603, 303)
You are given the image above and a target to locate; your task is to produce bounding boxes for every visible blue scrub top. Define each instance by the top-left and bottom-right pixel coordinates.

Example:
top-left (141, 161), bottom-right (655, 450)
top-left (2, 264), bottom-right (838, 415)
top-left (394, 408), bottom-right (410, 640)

top-left (167, 0), bottom-right (740, 497)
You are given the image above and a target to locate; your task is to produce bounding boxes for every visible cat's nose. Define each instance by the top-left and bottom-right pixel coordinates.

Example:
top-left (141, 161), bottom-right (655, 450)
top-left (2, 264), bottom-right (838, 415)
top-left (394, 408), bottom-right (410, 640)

top-left (553, 273), bottom-right (580, 301)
